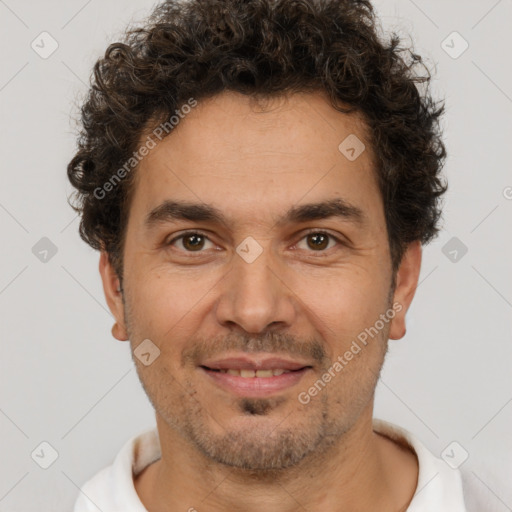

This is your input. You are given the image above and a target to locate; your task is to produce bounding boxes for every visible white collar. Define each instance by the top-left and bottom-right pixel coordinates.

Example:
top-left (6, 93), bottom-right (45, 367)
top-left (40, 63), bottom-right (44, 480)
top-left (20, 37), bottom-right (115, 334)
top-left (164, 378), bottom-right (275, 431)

top-left (74, 418), bottom-right (467, 511)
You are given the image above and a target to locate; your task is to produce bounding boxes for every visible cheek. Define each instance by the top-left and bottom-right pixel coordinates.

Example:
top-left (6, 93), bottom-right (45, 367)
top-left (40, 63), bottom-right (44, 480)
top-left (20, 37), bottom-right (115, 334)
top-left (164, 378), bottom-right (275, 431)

top-left (129, 259), bottom-right (190, 310)
top-left (125, 265), bottom-right (223, 347)
top-left (290, 267), bottom-right (389, 341)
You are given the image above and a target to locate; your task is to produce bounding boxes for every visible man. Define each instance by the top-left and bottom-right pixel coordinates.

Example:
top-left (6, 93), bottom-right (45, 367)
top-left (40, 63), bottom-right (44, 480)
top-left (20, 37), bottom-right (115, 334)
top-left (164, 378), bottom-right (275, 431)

top-left (68, 0), bottom-right (480, 510)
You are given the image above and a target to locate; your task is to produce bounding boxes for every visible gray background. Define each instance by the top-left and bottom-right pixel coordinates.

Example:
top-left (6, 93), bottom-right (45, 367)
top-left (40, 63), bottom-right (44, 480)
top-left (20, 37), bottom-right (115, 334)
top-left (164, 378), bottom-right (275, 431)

top-left (0, 0), bottom-right (511, 510)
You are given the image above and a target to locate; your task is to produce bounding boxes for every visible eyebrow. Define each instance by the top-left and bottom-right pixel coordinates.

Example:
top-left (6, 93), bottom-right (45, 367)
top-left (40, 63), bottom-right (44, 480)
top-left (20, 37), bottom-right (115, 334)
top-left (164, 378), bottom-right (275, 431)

top-left (144, 198), bottom-right (367, 230)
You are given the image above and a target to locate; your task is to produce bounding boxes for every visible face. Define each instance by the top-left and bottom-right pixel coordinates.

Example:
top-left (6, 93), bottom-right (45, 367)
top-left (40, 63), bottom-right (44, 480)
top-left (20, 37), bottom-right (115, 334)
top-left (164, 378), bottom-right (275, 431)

top-left (100, 90), bottom-right (421, 471)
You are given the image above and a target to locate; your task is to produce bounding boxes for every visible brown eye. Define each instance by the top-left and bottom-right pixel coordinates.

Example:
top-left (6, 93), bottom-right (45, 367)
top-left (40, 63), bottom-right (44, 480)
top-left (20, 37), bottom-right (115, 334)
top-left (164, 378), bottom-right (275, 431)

top-left (182, 233), bottom-right (205, 251)
top-left (306, 232), bottom-right (330, 250)
top-left (167, 232), bottom-right (214, 252)
top-left (295, 231), bottom-right (342, 254)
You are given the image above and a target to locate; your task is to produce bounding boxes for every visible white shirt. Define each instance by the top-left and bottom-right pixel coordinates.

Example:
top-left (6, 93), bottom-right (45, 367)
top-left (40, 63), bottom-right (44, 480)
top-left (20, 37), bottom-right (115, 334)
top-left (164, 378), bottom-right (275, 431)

top-left (73, 419), bottom-right (487, 511)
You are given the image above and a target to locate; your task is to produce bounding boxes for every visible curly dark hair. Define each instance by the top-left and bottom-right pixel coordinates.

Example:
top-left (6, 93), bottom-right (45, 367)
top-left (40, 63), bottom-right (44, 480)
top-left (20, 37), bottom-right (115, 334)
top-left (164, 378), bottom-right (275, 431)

top-left (67, 0), bottom-right (447, 284)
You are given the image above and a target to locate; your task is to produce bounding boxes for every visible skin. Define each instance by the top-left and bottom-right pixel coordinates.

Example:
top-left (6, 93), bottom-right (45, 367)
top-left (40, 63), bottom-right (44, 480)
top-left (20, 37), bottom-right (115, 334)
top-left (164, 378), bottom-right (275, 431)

top-left (99, 90), bottom-right (422, 511)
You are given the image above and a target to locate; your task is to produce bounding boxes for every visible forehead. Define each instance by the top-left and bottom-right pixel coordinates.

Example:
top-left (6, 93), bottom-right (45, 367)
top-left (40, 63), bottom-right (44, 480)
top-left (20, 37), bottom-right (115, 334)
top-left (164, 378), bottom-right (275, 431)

top-left (129, 90), bottom-right (383, 231)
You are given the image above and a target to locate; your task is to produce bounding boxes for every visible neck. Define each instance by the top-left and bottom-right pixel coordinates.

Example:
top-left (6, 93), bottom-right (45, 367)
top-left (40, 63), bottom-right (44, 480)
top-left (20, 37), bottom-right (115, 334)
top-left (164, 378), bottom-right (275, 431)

top-left (135, 406), bottom-right (418, 512)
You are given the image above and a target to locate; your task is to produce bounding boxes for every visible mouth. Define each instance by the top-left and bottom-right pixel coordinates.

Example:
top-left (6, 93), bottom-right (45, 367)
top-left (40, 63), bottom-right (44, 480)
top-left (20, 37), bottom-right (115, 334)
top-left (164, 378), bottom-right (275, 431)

top-left (203, 367), bottom-right (301, 377)
top-left (199, 355), bottom-right (313, 397)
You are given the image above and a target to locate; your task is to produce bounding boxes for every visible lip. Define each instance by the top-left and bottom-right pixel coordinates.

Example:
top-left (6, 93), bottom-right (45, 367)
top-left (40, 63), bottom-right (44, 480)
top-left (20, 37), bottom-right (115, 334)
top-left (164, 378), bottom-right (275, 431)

top-left (199, 354), bottom-right (313, 397)
top-left (201, 367), bottom-right (311, 397)
top-left (200, 355), bottom-right (311, 371)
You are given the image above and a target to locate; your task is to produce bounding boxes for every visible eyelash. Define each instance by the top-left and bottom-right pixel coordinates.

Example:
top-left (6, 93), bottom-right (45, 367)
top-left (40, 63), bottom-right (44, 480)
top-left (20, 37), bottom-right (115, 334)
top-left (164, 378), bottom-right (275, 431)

top-left (165, 229), bottom-right (345, 256)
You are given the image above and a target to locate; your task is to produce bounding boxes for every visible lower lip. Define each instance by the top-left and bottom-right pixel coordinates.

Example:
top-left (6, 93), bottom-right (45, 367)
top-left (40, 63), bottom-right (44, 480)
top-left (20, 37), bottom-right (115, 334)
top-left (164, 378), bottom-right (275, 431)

top-left (201, 367), bottom-right (310, 397)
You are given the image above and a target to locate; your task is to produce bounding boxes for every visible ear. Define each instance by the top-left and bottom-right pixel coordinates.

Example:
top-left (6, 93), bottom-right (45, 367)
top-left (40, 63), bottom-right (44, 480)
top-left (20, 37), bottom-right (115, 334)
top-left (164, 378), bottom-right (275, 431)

top-left (389, 240), bottom-right (422, 340)
top-left (99, 251), bottom-right (128, 341)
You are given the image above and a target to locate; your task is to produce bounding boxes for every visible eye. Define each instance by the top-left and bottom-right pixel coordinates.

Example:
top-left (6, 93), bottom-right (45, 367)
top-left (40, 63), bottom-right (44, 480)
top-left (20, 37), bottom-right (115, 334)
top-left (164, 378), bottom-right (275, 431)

top-left (294, 230), bottom-right (344, 253)
top-left (165, 229), bottom-right (345, 256)
top-left (166, 231), bottom-right (216, 252)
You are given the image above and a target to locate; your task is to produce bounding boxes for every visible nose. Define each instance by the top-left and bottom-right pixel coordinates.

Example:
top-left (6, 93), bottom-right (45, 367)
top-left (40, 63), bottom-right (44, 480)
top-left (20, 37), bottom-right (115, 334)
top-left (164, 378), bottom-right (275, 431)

top-left (214, 244), bottom-right (297, 335)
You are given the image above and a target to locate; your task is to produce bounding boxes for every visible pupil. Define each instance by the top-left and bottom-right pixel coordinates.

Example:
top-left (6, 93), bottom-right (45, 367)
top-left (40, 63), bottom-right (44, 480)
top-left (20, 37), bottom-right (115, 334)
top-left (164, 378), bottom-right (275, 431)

top-left (309, 233), bottom-right (327, 250)
top-left (185, 234), bottom-right (204, 250)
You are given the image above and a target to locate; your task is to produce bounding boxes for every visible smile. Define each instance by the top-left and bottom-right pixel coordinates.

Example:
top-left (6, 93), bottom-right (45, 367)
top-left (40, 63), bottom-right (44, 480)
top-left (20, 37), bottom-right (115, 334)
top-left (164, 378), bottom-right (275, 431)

top-left (200, 365), bottom-right (311, 397)
top-left (206, 368), bottom-right (294, 377)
